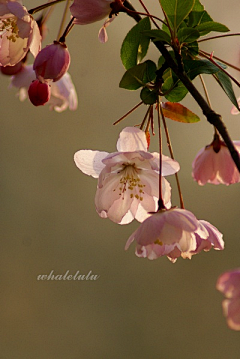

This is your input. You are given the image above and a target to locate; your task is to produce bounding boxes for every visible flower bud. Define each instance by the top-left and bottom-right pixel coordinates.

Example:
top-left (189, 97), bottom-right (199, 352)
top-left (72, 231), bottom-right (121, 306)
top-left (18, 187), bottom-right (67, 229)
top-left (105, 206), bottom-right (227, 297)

top-left (33, 41), bottom-right (70, 82)
top-left (28, 80), bottom-right (51, 106)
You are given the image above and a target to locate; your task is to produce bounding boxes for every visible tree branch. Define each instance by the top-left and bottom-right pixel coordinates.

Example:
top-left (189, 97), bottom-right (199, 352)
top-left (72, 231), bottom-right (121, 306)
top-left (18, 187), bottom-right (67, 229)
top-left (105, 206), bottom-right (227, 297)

top-left (123, 1), bottom-right (240, 171)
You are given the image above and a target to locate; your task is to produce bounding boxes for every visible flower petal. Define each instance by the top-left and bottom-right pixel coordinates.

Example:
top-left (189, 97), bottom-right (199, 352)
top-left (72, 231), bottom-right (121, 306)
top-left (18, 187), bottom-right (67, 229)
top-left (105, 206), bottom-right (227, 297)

top-left (74, 150), bottom-right (108, 178)
top-left (116, 127), bottom-right (148, 152)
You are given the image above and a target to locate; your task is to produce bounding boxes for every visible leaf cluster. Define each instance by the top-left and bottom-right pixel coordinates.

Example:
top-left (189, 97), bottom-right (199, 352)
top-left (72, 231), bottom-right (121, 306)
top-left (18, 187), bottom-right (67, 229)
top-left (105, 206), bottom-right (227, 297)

top-left (119, 0), bottom-right (239, 119)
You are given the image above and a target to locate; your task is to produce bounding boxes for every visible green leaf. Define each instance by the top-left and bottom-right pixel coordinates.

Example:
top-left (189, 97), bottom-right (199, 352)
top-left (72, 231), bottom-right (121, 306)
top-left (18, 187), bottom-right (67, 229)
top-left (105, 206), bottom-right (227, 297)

top-left (162, 75), bottom-right (189, 102)
top-left (184, 59), bottom-right (226, 79)
top-left (182, 41), bottom-right (199, 57)
top-left (187, 9), bottom-right (212, 28)
top-left (191, 0), bottom-right (204, 11)
top-left (214, 71), bottom-right (240, 110)
top-left (161, 102), bottom-right (200, 123)
top-left (177, 28), bottom-right (200, 44)
top-left (159, 0), bottom-right (195, 32)
top-left (142, 29), bottom-right (171, 44)
top-left (120, 17), bottom-right (151, 70)
top-left (140, 88), bottom-right (158, 105)
top-left (119, 60), bottom-right (157, 90)
top-left (195, 21), bottom-right (229, 36)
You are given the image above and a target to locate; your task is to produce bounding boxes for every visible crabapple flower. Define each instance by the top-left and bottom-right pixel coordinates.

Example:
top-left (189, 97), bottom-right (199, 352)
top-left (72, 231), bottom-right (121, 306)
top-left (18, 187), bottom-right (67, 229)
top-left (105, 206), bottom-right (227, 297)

top-left (28, 79), bottom-right (51, 107)
top-left (70, 0), bottom-right (117, 25)
top-left (33, 41), bottom-right (70, 82)
top-left (216, 269), bottom-right (240, 330)
top-left (74, 127), bottom-right (180, 224)
top-left (192, 135), bottom-right (240, 185)
top-left (10, 65), bottom-right (78, 112)
top-left (125, 207), bottom-right (199, 261)
top-left (0, 0), bottom-right (41, 66)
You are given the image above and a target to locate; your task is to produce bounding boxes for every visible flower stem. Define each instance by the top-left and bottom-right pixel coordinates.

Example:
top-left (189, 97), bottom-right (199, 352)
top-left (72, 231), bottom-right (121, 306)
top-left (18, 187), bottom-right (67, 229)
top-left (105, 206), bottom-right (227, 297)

top-left (29, 0), bottom-right (67, 15)
top-left (199, 49), bottom-right (240, 72)
top-left (160, 104), bottom-right (184, 209)
top-left (140, 105), bottom-right (152, 130)
top-left (200, 51), bottom-right (240, 88)
top-left (113, 101), bottom-right (143, 125)
top-left (199, 74), bottom-right (212, 108)
top-left (157, 101), bottom-right (165, 211)
top-left (56, 0), bottom-right (71, 41)
top-left (198, 32), bottom-right (240, 43)
top-left (59, 17), bottom-right (75, 43)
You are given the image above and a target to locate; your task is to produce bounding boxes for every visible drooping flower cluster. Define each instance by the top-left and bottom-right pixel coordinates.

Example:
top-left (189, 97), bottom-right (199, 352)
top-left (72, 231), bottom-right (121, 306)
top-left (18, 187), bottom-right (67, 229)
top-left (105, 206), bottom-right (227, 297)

top-left (0, 1), bottom-right (75, 110)
top-left (10, 64), bottom-right (78, 111)
top-left (217, 269), bottom-right (240, 330)
top-left (74, 126), bottom-right (224, 262)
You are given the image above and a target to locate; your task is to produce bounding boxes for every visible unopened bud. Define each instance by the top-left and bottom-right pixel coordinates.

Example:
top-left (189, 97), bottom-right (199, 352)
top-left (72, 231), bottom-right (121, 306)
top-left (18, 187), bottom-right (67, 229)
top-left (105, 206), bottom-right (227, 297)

top-left (33, 41), bottom-right (70, 82)
top-left (28, 80), bottom-right (51, 106)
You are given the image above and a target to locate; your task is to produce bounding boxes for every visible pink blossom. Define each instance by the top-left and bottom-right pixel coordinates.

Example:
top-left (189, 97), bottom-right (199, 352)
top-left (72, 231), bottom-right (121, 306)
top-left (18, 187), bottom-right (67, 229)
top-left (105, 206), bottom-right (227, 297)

top-left (10, 64), bottom-right (78, 112)
top-left (191, 220), bottom-right (224, 255)
top-left (33, 41), bottom-right (70, 82)
top-left (0, 0), bottom-right (41, 66)
top-left (28, 79), bottom-right (51, 106)
top-left (125, 208), bottom-right (199, 261)
top-left (192, 136), bottom-right (240, 185)
top-left (74, 127), bottom-right (180, 224)
top-left (70, 0), bottom-right (115, 25)
top-left (216, 269), bottom-right (240, 330)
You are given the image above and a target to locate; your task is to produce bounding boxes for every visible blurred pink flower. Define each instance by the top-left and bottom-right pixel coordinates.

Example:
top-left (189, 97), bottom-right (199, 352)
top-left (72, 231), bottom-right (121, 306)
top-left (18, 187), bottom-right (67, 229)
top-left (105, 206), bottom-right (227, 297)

top-left (74, 127), bottom-right (180, 224)
top-left (125, 207), bottom-right (199, 261)
top-left (0, 0), bottom-right (41, 66)
top-left (28, 79), bottom-right (51, 106)
top-left (192, 135), bottom-right (240, 185)
top-left (70, 0), bottom-right (115, 25)
top-left (216, 269), bottom-right (240, 330)
top-left (33, 41), bottom-right (70, 82)
top-left (10, 64), bottom-right (78, 112)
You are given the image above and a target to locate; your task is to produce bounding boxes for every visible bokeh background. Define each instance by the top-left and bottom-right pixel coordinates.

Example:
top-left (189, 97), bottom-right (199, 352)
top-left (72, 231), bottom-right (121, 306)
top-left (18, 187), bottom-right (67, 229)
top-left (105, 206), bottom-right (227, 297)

top-left (1, 1), bottom-right (240, 358)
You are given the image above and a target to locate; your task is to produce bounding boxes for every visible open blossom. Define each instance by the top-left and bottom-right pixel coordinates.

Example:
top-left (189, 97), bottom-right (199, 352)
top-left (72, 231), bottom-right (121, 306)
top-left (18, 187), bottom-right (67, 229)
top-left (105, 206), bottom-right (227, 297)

top-left (125, 208), bottom-right (199, 261)
top-left (0, 0), bottom-right (41, 66)
top-left (10, 64), bottom-right (78, 112)
top-left (33, 41), bottom-right (70, 82)
top-left (126, 213), bottom-right (224, 262)
top-left (74, 127), bottom-right (180, 224)
top-left (216, 269), bottom-right (240, 330)
top-left (192, 135), bottom-right (240, 185)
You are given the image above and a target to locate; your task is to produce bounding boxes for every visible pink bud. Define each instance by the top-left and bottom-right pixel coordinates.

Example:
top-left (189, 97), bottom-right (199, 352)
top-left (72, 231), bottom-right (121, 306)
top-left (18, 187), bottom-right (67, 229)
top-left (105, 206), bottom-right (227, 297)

top-left (28, 80), bottom-right (51, 106)
top-left (33, 41), bottom-right (70, 82)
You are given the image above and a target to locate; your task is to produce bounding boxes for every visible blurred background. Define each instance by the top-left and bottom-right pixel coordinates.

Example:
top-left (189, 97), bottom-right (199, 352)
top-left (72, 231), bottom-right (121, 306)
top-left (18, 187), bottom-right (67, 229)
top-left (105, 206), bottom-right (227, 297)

top-left (1, 1), bottom-right (240, 358)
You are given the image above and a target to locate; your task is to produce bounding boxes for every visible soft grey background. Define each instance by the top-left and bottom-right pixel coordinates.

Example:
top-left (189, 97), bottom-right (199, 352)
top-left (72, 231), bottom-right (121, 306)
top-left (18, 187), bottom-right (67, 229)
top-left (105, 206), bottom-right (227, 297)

top-left (1, 1), bottom-right (240, 358)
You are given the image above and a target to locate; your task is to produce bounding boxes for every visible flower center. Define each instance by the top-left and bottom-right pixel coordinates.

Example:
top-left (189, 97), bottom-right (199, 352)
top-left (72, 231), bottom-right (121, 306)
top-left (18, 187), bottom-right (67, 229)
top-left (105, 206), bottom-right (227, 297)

top-left (0, 17), bottom-right (19, 42)
top-left (116, 163), bottom-right (145, 200)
